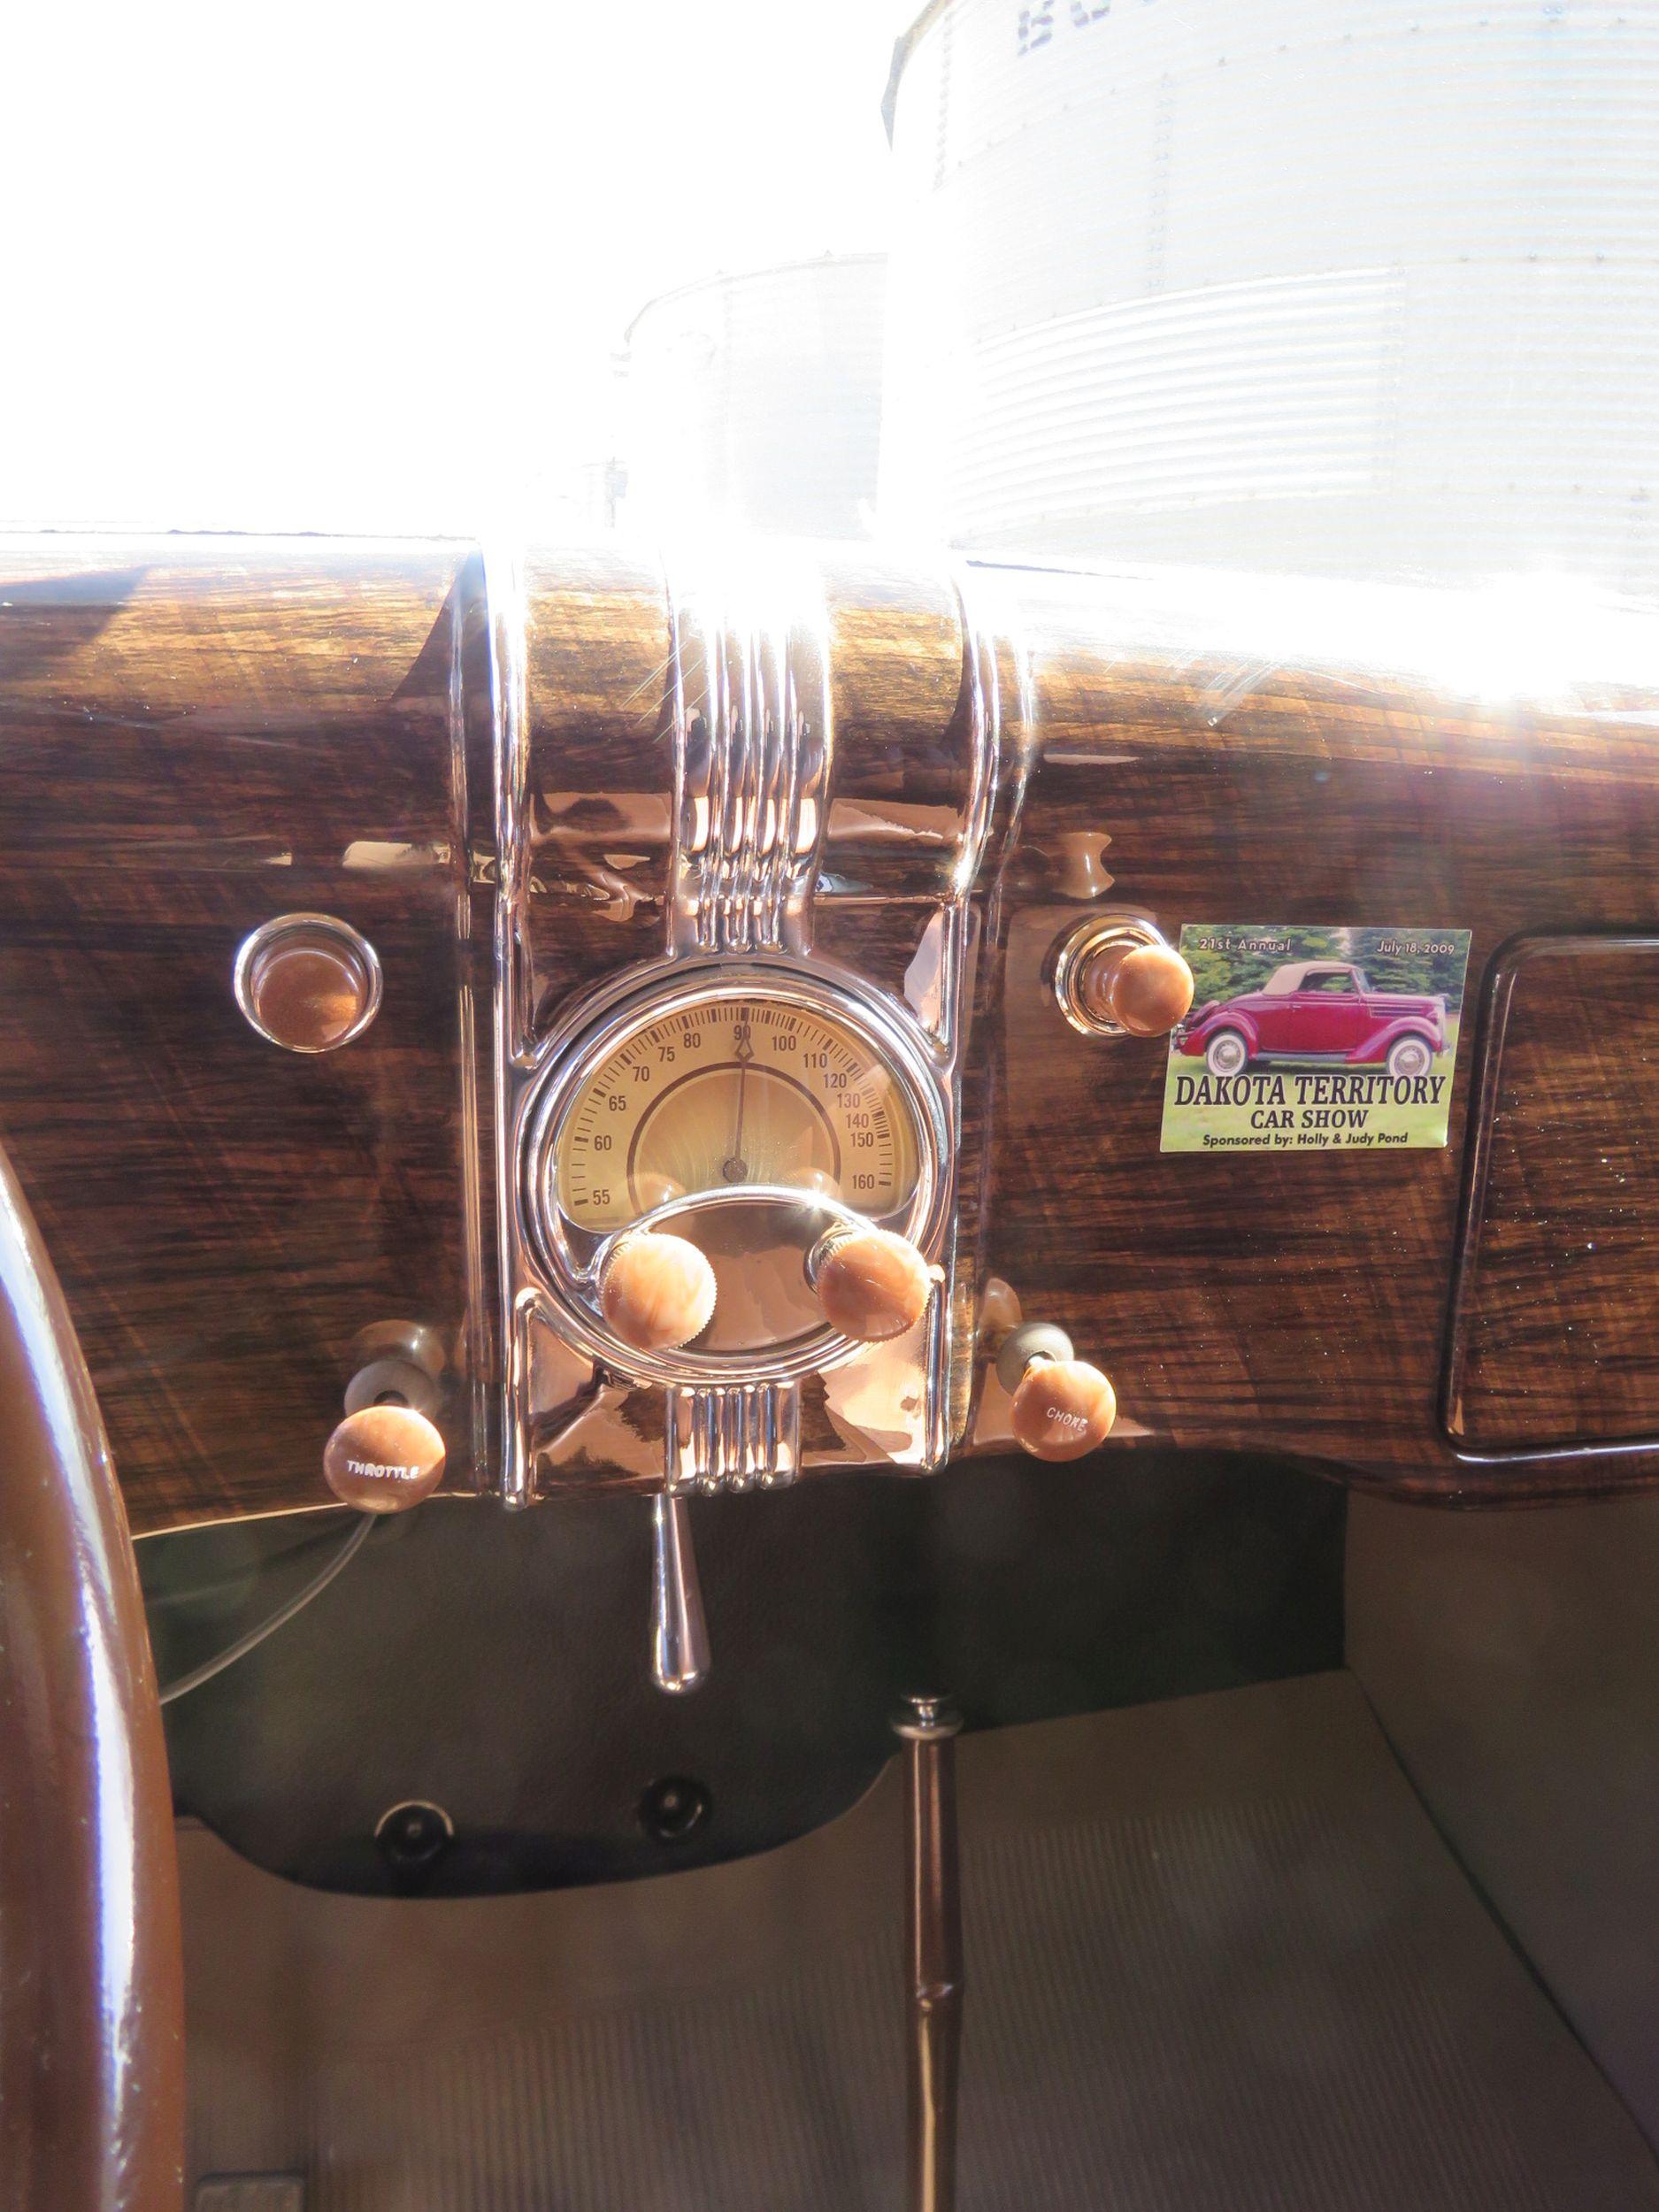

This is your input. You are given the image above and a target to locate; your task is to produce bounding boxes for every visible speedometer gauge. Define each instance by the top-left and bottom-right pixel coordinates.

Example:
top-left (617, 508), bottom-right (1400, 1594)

top-left (556, 997), bottom-right (921, 1232)
top-left (521, 965), bottom-right (947, 1373)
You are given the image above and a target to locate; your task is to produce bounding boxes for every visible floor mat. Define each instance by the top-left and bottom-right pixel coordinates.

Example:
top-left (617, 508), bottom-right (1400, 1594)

top-left (182, 1672), bottom-right (1659, 2210)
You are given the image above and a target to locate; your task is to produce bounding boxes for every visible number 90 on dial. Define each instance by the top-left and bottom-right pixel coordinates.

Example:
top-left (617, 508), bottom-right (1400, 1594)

top-left (554, 995), bottom-right (924, 1234)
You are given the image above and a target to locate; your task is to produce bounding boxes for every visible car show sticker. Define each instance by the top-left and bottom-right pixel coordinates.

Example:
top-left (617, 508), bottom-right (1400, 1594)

top-left (1160, 926), bottom-right (1472, 1155)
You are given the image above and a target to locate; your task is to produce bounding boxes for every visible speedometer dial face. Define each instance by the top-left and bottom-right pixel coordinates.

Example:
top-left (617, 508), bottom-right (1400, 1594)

top-left (556, 997), bottom-right (922, 1233)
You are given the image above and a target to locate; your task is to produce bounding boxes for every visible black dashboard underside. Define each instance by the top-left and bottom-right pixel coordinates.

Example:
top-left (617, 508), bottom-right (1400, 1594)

top-left (146, 1447), bottom-right (1342, 1894)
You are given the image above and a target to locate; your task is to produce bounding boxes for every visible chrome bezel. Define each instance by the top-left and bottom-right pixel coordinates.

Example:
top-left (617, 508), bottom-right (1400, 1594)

top-left (518, 956), bottom-right (951, 1388)
top-left (232, 912), bottom-right (384, 1054)
top-left (1050, 911), bottom-right (1164, 1039)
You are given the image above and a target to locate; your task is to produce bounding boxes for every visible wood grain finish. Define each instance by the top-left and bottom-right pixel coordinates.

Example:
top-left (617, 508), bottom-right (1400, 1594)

top-left (3, 541), bottom-right (1657, 1525)
top-left (0, 541), bottom-right (480, 1532)
top-left (988, 570), bottom-right (1659, 1502)
top-left (1445, 938), bottom-right (1659, 1455)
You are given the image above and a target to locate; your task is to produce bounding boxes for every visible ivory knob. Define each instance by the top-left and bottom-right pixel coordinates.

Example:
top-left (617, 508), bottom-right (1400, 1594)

top-left (814, 1226), bottom-right (933, 1342)
top-left (1010, 1356), bottom-right (1118, 1462)
top-left (1082, 939), bottom-right (1194, 1038)
top-left (324, 1403), bottom-right (447, 1512)
top-left (600, 1232), bottom-right (717, 1353)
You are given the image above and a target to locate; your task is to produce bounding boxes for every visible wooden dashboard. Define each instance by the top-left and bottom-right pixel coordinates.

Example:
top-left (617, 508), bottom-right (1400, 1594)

top-left (1, 538), bottom-right (1655, 1532)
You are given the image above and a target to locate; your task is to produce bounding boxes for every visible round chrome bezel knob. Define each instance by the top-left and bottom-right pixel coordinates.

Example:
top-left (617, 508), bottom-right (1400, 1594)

top-left (234, 913), bottom-right (383, 1054)
top-left (598, 1231), bottom-right (719, 1355)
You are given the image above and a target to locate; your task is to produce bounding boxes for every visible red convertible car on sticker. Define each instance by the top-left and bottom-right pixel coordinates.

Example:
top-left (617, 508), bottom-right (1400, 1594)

top-left (1174, 961), bottom-right (1447, 1080)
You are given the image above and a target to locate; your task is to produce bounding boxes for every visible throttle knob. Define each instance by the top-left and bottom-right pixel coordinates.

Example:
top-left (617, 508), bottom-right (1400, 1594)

top-left (813, 1226), bottom-right (933, 1342)
top-left (600, 1232), bottom-right (717, 1353)
top-left (1081, 938), bottom-right (1194, 1038)
top-left (324, 1403), bottom-right (447, 1512)
top-left (1010, 1357), bottom-right (1118, 1461)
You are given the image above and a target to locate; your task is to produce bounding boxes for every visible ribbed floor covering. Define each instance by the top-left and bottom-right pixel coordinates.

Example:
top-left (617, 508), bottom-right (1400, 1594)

top-left (183, 1672), bottom-right (1659, 2209)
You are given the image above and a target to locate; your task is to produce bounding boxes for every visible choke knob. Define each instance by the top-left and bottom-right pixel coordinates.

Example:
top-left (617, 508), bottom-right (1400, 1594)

top-left (600, 1231), bottom-right (717, 1354)
top-left (995, 1321), bottom-right (1118, 1462)
top-left (1010, 1357), bottom-right (1118, 1461)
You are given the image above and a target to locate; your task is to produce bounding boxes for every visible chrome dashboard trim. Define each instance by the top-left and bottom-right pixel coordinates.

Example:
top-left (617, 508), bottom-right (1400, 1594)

top-left (517, 956), bottom-right (951, 1393)
top-left (489, 547), bottom-right (996, 1498)
top-left (668, 547), bottom-right (833, 958)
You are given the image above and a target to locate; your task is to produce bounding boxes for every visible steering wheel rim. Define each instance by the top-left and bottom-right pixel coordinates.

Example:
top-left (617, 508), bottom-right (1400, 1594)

top-left (0, 1145), bottom-right (184, 2209)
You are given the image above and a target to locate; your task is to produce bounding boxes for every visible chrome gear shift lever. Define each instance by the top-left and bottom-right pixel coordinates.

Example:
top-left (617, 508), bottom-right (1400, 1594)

top-left (650, 1493), bottom-right (710, 1694)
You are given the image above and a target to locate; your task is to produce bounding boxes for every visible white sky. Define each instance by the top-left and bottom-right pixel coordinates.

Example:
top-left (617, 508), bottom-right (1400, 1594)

top-left (2, 0), bottom-right (909, 533)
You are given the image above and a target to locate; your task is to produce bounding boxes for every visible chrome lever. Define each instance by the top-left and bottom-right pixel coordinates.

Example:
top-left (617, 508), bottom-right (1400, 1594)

top-left (650, 1493), bottom-right (710, 1694)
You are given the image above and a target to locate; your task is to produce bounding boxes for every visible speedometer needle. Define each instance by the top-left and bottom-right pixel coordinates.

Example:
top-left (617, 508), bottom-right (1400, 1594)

top-left (721, 1034), bottom-right (754, 1183)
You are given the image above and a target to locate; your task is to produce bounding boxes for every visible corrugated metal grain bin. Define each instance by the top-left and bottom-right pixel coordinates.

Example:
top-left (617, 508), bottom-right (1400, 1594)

top-left (879, 0), bottom-right (1657, 589)
top-left (621, 256), bottom-right (887, 541)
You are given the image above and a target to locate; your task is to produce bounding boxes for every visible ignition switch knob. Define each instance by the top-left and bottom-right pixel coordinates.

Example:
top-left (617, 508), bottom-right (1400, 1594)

top-left (600, 1231), bottom-right (718, 1354)
top-left (811, 1225), bottom-right (933, 1342)
top-left (324, 1403), bottom-right (448, 1512)
top-left (995, 1322), bottom-right (1118, 1462)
